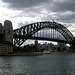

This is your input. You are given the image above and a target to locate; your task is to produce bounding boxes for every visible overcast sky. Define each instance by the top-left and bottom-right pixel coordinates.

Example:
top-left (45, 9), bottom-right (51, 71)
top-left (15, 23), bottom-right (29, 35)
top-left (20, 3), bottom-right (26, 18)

top-left (0, 0), bottom-right (75, 37)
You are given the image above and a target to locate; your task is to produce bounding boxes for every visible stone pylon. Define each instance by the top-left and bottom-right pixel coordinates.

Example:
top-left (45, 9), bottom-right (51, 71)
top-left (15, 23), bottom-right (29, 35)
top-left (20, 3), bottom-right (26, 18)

top-left (4, 20), bottom-right (13, 44)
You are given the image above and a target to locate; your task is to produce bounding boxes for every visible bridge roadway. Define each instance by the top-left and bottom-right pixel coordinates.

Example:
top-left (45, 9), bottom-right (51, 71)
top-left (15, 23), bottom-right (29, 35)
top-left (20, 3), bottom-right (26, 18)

top-left (13, 35), bottom-right (74, 44)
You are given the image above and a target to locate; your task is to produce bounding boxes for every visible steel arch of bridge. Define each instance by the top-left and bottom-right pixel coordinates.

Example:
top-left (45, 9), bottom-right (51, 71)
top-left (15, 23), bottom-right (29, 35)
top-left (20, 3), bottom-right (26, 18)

top-left (13, 21), bottom-right (75, 47)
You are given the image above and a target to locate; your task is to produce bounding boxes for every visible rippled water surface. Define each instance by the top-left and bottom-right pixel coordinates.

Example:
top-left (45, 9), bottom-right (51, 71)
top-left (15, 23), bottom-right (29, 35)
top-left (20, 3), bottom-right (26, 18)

top-left (0, 52), bottom-right (75, 75)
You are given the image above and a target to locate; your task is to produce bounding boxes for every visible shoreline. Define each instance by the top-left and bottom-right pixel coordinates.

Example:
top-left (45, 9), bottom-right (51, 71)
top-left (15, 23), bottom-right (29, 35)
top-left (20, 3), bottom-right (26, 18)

top-left (0, 53), bottom-right (43, 56)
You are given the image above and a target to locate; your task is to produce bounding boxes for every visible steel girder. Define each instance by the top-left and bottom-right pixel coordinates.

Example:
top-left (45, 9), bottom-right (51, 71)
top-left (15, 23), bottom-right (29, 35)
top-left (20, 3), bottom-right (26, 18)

top-left (13, 21), bottom-right (75, 47)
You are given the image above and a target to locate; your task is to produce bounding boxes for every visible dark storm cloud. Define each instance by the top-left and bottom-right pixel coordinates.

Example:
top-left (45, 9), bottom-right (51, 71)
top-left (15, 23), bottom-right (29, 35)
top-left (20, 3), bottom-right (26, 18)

top-left (50, 0), bottom-right (75, 12)
top-left (60, 13), bottom-right (75, 20)
top-left (2, 0), bottom-right (75, 25)
top-left (2, 0), bottom-right (51, 9)
top-left (2, 0), bottom-right (75, 12)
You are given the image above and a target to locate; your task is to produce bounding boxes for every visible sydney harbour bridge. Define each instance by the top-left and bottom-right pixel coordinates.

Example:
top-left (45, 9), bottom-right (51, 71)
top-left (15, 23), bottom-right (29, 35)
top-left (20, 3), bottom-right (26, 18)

top-left (0, 20), bottom-right (75, 52)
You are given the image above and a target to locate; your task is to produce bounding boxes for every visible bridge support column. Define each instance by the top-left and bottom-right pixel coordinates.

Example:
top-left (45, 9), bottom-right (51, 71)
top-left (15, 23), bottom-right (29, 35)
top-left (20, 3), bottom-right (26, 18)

top-left (4, 20), bottom-right (13, 44)
top-left (71, 38), bottom-right (75, 52)
top-left (72, 44), bottom-right (75, 52)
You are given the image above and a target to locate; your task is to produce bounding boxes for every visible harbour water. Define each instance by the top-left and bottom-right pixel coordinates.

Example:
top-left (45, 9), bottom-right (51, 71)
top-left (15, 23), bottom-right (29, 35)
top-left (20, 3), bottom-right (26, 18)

top-left (0, 52), bottom-right (75, 75)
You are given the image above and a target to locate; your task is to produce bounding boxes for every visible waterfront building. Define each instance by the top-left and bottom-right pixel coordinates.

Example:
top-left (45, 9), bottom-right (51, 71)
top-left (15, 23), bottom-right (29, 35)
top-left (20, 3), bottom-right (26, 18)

top-left (57, 42), bottom-right (66, 51)
top-left (35, 40), bottom-right (38, 49)
top-left (45, 42), bottom-right (48, 47)
top-left (41, 44), bottom-right (47, 50)
top-left (50, 43), bottom-right (54, 50)
top-left (0, 41), bottom-right (13, 54)
top-left (48, 43), bottom-right (50, 50)
top-left (37, 43), bottom-right (41, 49)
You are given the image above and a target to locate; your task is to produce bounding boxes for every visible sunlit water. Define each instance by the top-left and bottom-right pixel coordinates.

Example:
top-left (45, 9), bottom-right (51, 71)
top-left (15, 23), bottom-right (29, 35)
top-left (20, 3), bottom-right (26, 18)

top-left (0, 52), bottom-right (75, 75)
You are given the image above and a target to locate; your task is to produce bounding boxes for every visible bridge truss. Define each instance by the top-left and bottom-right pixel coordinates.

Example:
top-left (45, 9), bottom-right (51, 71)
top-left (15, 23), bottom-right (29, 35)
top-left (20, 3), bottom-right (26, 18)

top-left (13, 21), bottom-right (75, 47)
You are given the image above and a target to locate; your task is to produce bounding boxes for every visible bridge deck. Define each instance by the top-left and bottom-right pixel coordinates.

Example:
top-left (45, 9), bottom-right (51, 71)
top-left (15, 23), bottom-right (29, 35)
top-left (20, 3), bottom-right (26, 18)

top-left (13, 35), bottom-right (73, 44)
